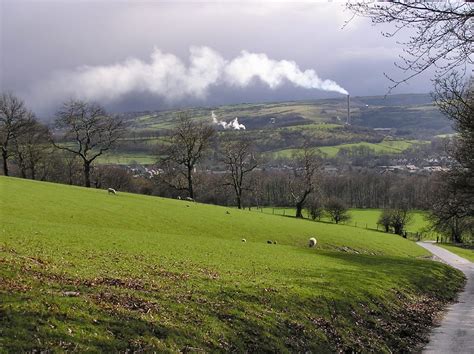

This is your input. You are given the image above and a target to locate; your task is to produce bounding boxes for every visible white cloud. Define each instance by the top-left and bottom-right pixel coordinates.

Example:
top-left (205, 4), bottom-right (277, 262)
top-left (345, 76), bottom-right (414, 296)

top-left (29, 46), bottom-right (348, 108)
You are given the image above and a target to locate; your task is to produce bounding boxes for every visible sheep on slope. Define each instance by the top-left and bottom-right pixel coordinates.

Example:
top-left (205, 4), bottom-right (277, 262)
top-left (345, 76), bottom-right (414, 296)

top-left (107, 188), bottom-right (117, 195)
top-left (308, 237), bottom-right (317, 248)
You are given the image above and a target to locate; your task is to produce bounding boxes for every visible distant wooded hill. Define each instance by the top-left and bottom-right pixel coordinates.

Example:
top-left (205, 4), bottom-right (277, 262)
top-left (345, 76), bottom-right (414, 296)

top-left (104, 94), bottom-right (451, 163)
top-left (124, 93), bottom-right (451, 138)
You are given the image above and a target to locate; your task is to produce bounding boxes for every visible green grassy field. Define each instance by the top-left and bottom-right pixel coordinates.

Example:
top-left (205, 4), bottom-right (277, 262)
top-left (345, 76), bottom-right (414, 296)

top-left (96, 152), bottom-right (156, 165)
top-left (69, 137), bottom-right (424, 166)
top-left (341, 208), bottom-right (431, 233)
top-left (438, 244), bottom-right (474, 262)
top-left (0, 177), bottom-right (464, 352)
top-left (256, 207), bottom-right (432, 235)
top-left (270, 140), bottom-right (425, 159)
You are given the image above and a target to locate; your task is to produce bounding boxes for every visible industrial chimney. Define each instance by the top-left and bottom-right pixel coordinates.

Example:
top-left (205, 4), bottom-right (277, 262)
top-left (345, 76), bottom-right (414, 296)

top-left (346, 94), bottom-right (350, 125)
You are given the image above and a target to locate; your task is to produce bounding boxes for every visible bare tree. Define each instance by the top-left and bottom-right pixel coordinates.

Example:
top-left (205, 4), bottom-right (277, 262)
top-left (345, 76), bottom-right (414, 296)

top-left (429, 75), bottom-right (474, 242)
top-left (220, 139), bottom-right (259, 209)
top-left (306, 195), bottom-right (324, 221)
top-left (348, 2), bottom-right (473, 89)
top-left (348, 2), bottom-right (473, 240)
top-left (325, 198), bottom-right (351, 224)
top-left (378, 209), bottom-right (392, 233)
top-left (0, 93), bottom-right (32, 176)
top-left (390, 207), bottom-right (412, 236)
top-left (434, 73), bottom-right (474, 189)
top-left (429, 178), bottom-right (472, 243)
top-left (40, 150), bottom-right (82, 185)
top-left (376, 207), bottom-right (412, 236)
top-left (11, 118), bottom-right (51, 180)
top-left (157, 113), bottom-right (214, 199)
top-left (288, 146), bottom-right (321, 218)
top-left (91, 165), bottom-right (133, 191)
top-left (61, 151), bottom-right (83, 185)
top-left (52, 100), bottom-right (124, 187)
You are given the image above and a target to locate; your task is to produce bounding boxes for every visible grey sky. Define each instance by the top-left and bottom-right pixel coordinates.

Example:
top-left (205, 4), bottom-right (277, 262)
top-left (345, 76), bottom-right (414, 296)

top-left (0, 0), bottom-right (435, 117)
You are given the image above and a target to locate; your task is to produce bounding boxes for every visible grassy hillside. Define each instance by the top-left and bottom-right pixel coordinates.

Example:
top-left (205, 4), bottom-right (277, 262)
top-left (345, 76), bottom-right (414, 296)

top-left (0, 177), bottom-right (464, 352)
top-left (112, 94), bottom-right (449, 162)
top-left (126, 94), bottom-right (449, 135)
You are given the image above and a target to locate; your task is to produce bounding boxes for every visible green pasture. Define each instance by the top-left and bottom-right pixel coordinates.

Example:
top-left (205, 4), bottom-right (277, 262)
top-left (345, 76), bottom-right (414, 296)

top-left (96, 153), bottom-right (156, 165)
top-left (255, 207), bottom-right (434, 237)
top-left (0, 177), bottom-right (464, 352)
top-left (269, 140), bottom-right (424, 159)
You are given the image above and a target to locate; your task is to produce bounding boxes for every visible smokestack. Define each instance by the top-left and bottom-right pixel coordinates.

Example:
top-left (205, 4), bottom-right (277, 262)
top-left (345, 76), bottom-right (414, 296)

top-left (346, 94), bottom-right (350, 125)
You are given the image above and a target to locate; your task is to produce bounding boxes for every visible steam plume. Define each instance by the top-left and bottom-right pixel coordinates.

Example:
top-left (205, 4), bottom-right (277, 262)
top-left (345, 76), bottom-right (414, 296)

top-left (212, 111), bottom-right (246, 130)
top-left (30, 46), bottom-right (348, 107)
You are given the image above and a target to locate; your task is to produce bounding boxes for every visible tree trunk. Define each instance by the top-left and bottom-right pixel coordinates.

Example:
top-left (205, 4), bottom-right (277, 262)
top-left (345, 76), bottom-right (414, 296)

top-left (452, 219), bottom-right (463, 243)
top-left (187, 166), bottom-right (194, 199)
top-left (394, 225), bottom-right (402, 235)
top-left (19, 166), bottom-right (26, 179)
top-left (237, 195), bottom-right (242, 209)
top-left (2, 148), bottom-right (8, 176)
top-left (17, 153), bottom-right (27, 179)
top-left (84, 161), bottom-right (91, 188)
top-left (453, 233), bottom-right (462, 243)
top-left (296, 203), bottom-right (304, 218)
top-left (67, 164), bottom-right (74, 185)
top-left (30, 163), bottom-right (36, 180)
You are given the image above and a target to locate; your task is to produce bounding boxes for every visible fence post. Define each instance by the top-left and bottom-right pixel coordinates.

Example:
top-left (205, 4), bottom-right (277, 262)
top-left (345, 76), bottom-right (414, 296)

top-left (272, 208), bottom-right (275, 215)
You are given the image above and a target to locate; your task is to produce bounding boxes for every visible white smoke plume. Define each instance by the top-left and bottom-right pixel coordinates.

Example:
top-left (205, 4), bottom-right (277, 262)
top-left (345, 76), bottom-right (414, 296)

top-left (211, 111), bottom-right (246, 130)
top-left (225, 51), bottom-right (348, 94)
top-left (30, 46), bottom-right (348, 107)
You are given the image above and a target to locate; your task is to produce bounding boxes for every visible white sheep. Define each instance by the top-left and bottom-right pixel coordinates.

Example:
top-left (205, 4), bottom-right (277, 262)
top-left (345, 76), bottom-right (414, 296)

top-left (308, 237), bottom-right (317, 248)
top-left (185, 197), bottom-right (194, 202)
top-left (241, 238), bottom-right (247, 243)
top-left (107, 188), bottom-right (117, 195)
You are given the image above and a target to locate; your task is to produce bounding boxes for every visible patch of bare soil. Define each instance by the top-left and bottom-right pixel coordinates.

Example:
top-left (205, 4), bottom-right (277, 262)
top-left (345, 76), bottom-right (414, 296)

top-left (89, 291), bottom-right (159, 314)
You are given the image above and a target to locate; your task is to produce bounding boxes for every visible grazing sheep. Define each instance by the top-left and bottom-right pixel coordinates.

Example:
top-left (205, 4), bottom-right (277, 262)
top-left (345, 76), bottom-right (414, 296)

top-left (62, 291), bottom-right (80, 297)
top-left (267, 240), bottom-right (273, 244)
top-left (241, 238), bottom-right (247, 243)
top-left (185, 197), bottom-right (194, 202)
top-left (273, 241), bottom-right (277, 245)
top-left (107, 188), bottom-right (117, 195)
top-left (308, 237), bottom-right (317, 248)
top-left (177, 196), bottom-right (182, 200)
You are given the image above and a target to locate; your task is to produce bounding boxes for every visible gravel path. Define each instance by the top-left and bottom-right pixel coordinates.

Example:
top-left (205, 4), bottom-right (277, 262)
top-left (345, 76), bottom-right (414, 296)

top-left (417, 241), bottom-right (474, 353)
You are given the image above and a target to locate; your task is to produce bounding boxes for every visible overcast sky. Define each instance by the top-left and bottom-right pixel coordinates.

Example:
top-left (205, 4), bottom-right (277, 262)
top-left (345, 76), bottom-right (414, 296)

top-left (0, 0), bottom-right (435, 117)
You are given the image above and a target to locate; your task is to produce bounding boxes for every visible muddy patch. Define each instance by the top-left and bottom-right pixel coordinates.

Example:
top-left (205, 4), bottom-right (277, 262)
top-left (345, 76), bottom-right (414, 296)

top-left (90, 291), bottom-right (159, 314)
